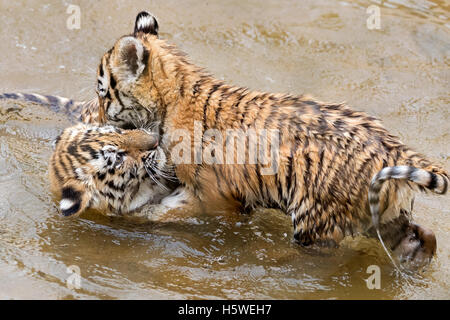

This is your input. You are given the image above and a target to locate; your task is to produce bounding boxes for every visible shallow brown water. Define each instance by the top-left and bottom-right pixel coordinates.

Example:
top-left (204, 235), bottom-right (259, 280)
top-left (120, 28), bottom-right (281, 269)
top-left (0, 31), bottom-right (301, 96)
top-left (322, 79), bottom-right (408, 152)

top-left (0, 0), bottom-right (449, 299)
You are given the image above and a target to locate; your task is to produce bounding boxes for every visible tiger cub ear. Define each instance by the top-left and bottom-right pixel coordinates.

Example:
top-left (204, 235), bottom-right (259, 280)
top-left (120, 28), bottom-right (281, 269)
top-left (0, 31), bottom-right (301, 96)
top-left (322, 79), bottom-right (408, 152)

top-left (134, 11), bottom-right (159, 36)
top-left (115, 36), bottom-right (148, 81)
top-left (59, 181), bottom-right (89, 217)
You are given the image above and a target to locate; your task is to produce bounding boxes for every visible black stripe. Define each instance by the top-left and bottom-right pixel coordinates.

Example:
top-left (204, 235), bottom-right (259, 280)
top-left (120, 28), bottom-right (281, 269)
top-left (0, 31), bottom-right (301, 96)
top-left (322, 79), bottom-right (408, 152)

top-left (192, 79), bottom-right (202, 96)
top-left (63, 154), bottom-right (77, 177)
top-left (255, 163), bottom-right (268, 202)
top-left (352, 154), bottom-right (377, 200)
top-left (58, 154), bottom-right (71, 176)
top-left (241, 95), bottom-right (260, 125)
top-left (61, 186), bottom-right (82, 216)
top-left (317, 141), bottom-right (340, 193)
top-left (110, 73), bottom-right (117, 90)
top-left (67, 143), bottom-right (89, 163)
top-left (231, 88), bottom-right (248, 110)
top-left (80, 144), bottom-right (99, 160)
top-left (52, 161), bottom-right (63, 182)
top-left (23, 94), bottom-right (42, 104)
top-left (62, 186), bottom-right (81, 201)
top-left (61, 202), bottom-right (81, 217)
top-left (113, 89), bottom-right (123, 107)
top-left (287, 139), bottom-right (302, 202)
top-left (45, 95), bottom-right (60, 110)
top-left (442, 176), bottom-right (448, 194)
top-left (242, 165), bottom-right (259, 199)
top-left (196, 84), bottom-right (223, 188)
top-left (54, 134), bottom-right (61, 146)
top-left (263, 108), bottom-right (279, 129)
top-left (212, 166), bottom-right (228, 200)
top-left (313, 146), bottom-right (325, 190)
top-left (369, 194), bottom-right (380, 205)
top-left (427, 172), bottom-right (438, 190)
top-left (196, 84), bottom-right (220, 181)
top-left (97, 172), bottom-right (106, 181)
top-left (1, 93), bottom-right (19, 99)
top-left (303, 100), bottom-right (318, 106)
top-left (179, 66), bottom-right (186, 97)
top-left (64, 100), bottom-right (75, 114)
top-left (294, 207), bottom-right (308, 226)
top-left (328, 146), bottom-right (356, 197)
top-left (214, 101), bottom-right (223, 125)
top-left (142, 47), bottom-right (150, 66)
top-left (285, 148), bottom-right (294, 201)
top-left (275, 170), bottom-right (284, 203)
top-left (404, 166), bottom-right (415, 180)
top-left (214, 87), bottom-right (233, 125)
top-left (107, 180), bottom-right (122, 191)
top-left (203, 84), bottom-right (222, 129)
top-left (67, 143), bottom-right (78, 156)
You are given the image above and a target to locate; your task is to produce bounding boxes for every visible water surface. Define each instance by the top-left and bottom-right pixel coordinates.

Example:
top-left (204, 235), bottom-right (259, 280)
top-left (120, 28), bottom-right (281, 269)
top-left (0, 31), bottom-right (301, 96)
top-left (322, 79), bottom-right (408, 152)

top-left (0, 0), bottom-right (448, 299)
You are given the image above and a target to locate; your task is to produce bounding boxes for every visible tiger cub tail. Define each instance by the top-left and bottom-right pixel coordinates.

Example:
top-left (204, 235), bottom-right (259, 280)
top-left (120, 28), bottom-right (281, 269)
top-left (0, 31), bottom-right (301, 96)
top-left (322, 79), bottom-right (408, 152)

top-left (368, 153), bottom-right (448, 269)
top-left (369, 165), bottom-right (448, 228)
top-left (0, 92), bottom-right (96, 122)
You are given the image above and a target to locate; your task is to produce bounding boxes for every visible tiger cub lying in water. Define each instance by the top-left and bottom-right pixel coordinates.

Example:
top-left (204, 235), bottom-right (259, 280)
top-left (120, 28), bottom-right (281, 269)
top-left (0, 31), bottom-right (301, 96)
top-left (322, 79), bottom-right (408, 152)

top-left (0, 92), bottom-right (189, 219)
top-left (48, 123), bottom-right (194, 220)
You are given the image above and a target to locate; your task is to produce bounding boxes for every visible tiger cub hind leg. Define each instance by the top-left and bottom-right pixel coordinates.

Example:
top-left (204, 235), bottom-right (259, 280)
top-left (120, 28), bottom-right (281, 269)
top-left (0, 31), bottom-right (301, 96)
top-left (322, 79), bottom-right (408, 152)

top-left (292, 202), bottom-right (437, 270)
top-left (290, 200), bottom-right (349, 248)
top-left (366, 210), bottom-right (437, 270)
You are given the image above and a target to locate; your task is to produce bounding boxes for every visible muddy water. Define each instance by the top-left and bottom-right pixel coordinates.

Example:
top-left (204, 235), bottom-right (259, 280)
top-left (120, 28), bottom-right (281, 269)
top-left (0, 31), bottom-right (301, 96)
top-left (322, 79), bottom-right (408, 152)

top-left (0, 0), bottom-right (449, 299)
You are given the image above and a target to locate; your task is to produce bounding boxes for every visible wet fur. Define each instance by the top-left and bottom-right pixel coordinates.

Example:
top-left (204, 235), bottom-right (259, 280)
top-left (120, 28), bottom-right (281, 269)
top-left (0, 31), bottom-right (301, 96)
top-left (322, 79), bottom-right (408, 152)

top-left (49, 123), bottom-right (173, 217)
top-left (93, 12), bottom-right (448, 259)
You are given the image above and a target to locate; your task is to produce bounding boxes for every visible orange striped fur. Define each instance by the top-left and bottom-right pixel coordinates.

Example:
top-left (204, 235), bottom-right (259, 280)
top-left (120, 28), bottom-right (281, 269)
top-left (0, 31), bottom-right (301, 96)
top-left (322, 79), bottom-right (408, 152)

top-left (91, 12), bottom-right (447, 267)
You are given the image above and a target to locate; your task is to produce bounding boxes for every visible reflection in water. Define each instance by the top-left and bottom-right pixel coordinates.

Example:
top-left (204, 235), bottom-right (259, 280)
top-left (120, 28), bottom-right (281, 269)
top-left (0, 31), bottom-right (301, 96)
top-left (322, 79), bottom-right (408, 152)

top-left (0, 0), bottom-right (448, 299)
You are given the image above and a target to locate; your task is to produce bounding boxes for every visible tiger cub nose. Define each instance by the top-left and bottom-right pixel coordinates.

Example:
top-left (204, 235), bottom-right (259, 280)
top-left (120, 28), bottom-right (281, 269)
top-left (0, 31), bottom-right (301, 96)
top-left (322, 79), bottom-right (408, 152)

top-left (125, 130), bottom-right (159, 150)
top-left (141, 132), bottom-right (159, 150)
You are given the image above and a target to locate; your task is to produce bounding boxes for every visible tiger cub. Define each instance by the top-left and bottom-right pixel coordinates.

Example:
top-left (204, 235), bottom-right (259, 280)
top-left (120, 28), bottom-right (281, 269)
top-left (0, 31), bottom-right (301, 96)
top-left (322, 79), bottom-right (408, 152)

top-left (0, 93), bottom-right (186, 218)
top-left (91, 11), bottom-right (448, 268)
top-left (48, 123), bottom-right (187, 218)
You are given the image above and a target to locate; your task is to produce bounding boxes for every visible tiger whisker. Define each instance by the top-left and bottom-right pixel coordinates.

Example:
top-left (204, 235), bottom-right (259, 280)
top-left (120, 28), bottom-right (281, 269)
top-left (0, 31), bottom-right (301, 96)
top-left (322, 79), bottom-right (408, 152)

top-left (153, 167), bottom-right (177, 181)
top-left (144, 166), bottom-right (169, 190)
top-left (131, 104), bottom-right (147, 129)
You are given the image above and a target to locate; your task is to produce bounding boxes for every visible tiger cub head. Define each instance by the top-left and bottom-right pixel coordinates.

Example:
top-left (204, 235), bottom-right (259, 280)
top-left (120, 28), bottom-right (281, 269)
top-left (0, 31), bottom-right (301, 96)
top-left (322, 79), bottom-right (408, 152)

top-left (95, 11), bottom-right (182, 130)
top-left (49, 123), bottom-right (173, 217)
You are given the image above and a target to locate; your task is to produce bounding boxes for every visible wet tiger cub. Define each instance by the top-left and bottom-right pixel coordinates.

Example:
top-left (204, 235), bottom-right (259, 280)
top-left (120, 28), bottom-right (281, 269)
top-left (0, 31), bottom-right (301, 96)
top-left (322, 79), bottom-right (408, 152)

top-left (48, 123), bottom-right (190, 219)
top-left (0, 93), bottom-right (189, 218)
top-left (96, 12), bottom-right (447, 268)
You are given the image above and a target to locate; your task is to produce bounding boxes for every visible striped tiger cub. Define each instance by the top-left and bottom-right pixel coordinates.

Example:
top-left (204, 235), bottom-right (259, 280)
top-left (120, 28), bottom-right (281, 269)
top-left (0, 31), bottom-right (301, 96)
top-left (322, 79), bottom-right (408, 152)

top-left (1, 93), bottom-right (187, 218)
top-left (48, 123), bottom-right (186, 218)
top-left (90, 11), bottom-right (448, 269)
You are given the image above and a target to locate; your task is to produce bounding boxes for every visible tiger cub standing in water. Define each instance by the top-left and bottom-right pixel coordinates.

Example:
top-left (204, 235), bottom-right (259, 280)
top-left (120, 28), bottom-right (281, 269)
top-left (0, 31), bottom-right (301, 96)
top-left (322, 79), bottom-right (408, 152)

top-left (89, 11), bottom-right (449, 268)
